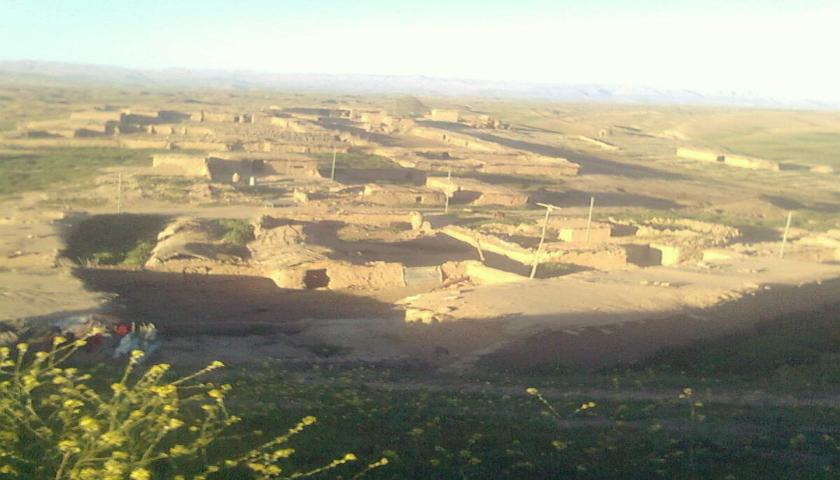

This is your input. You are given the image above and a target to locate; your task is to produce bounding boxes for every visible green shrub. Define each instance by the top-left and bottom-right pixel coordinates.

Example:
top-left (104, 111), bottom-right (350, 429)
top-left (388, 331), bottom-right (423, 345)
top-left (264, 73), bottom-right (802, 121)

top-left (212, 219), bottom-right (255, 246)
top-left (65, 214), bottom-right (168, 266)
top-left (0, 335), bottom-right (387, 479)
top-left (123, 241), bottom-right (155, 266)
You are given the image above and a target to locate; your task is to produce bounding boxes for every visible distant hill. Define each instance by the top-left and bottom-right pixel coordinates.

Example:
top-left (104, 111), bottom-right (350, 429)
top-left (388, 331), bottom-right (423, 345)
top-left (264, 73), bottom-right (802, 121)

top-left (0, 60), bottom-right (835, 109)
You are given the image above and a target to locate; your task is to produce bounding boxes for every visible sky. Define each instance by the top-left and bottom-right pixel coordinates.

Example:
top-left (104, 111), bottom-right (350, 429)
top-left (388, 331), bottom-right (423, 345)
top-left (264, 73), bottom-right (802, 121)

top-left (1, 0), bottom-right (839, 101)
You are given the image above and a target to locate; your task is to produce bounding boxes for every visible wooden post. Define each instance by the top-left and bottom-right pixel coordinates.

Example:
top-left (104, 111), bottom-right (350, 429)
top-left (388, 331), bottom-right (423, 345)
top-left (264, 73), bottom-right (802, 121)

top-left (585, 196), bottom-right (595, 244)
top-left (779, 211), bottom-right (793, 258)
top-left (116, 173), bottom-right (122, 214)
top-left (330, 147), bottom-right (337, 182)
top-left (530, 203), bottom-right (558, 279)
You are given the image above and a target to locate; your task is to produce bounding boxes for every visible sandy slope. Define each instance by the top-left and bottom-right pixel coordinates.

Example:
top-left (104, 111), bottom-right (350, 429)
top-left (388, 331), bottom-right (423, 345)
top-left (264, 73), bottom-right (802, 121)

top-left (0, 195), bottom-right (106, 326)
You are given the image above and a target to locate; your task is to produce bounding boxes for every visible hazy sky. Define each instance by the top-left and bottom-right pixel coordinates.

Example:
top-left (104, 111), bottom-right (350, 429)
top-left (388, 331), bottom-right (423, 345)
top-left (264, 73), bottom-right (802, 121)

top-left (1, 0), bottom-right (839, 101)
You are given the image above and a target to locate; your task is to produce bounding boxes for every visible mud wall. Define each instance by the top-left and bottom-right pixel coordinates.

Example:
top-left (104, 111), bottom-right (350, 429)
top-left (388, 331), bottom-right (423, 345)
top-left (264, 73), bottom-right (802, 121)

top-left (151, 154), bottom-right (210, 177)
top-left (120, 138), bottom-right (172, 150)
top-left (558, 225), bottom-right (612, 243)
top-left (430, 109), bottom-right (460, 123)
top-left (173, 141), bottom-right (230, 151)
top-left (69, 111), bottom-right (125, 122)
top-left (363, 185), bottom-right (446, 206)
top-left (724, 154), bottom-right (780, 171)
top-left (677, 147), bottom-right (720, 163)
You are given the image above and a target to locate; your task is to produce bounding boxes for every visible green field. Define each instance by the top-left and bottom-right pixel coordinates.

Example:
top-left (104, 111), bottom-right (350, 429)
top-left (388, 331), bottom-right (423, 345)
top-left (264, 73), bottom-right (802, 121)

top-left (0, 147), bottom-right (152, 197)
top-left (702, 130), bottom-right (840, 167)
top-left (152, 303), bottom-right (840, 478)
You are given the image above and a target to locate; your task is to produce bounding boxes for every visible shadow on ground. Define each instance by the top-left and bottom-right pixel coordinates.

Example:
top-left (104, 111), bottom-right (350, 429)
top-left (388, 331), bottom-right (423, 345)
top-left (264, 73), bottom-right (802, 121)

top-left (75, 269), bottom-right (399, 337)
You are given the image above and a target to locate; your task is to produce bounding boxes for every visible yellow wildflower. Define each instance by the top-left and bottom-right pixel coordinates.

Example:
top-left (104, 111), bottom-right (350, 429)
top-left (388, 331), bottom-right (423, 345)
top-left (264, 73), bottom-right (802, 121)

top-left (101, 431), bottom-right (125, 446)
top-left (79, 416), bottom-right (100, 433)
top-left (129, 468), bottom-right (151, 480)
top-left (63, 399), bottom-right (83, 409)
top-left (169, 444), bottom-right (190, 456)
top-left (273, 448), bottom-right (294, 459)
top-left (57, 439), bottom-right (79, 453)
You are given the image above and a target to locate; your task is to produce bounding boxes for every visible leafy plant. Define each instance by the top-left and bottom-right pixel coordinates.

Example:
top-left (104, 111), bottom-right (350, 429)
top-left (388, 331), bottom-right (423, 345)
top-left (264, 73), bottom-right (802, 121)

top-left (123, 241), bottom-right (155, 266)
top-left (0, 334), bottom-right (387, 479)
top-left (212, 219), bottom-right (255, 247)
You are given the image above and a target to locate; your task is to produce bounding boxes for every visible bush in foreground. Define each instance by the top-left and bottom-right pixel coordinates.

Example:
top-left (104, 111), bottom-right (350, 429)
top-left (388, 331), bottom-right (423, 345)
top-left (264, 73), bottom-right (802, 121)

top-left (0, 333), bottom-right (386, 479)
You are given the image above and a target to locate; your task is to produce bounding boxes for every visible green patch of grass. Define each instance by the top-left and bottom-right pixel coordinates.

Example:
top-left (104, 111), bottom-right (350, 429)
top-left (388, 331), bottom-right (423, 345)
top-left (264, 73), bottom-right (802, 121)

top-left (313, 151), bottom-right (426, 186)
top-left (312, 151), bottom-right (395, 170)
top-left (207, 362), bottom-right (839, 480)
top-left (0, 147), bottom-right (152, 197)
top-left (639, 303), bottom-right (840, 386)
top-left (122, 240), bottom-right (155, 265)
top-left (535, 262), bottom-right (582, 278)
top-left (459, 171), bottom-right (554, 193)
top-left (703, 130), bottom-right (840, 167)
top-left (133, 175), bottom-right (197, 202)
top-left (210, 218), bottom-right (255, 246)
top-left (64, 214), bottom-right (168, 266)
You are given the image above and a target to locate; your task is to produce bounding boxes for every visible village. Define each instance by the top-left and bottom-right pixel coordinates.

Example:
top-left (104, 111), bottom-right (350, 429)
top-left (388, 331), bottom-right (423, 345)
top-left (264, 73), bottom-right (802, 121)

top-left (1, 94), bottom-right (839, 369)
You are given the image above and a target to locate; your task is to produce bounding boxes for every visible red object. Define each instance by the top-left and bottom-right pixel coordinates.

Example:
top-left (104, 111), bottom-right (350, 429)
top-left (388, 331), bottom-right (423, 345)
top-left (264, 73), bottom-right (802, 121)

top-left (115, 324), bottom-right (130, 337)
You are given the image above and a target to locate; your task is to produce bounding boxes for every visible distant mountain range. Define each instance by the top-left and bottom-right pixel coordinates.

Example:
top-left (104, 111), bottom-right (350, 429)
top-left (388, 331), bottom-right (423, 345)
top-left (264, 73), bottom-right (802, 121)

top-left (0, 60), bottom-right (835, 109)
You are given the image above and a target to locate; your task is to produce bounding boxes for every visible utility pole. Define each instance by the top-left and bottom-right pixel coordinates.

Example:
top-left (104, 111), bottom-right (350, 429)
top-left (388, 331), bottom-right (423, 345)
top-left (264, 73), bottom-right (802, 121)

top-left (585, 196), bottom-right (595, 244)
top-left (475, 237), bottom-right (486, 262)
top-left (444, 168), bottom-right (453, 213)
top-left (330, 147), bottom-right (337, 182)
top-left (116, 173), bottom-right (122, 214)
top-left (530, 202), bottom-right (560, 279)
top-left (779, 211), bottom-right (793, 258)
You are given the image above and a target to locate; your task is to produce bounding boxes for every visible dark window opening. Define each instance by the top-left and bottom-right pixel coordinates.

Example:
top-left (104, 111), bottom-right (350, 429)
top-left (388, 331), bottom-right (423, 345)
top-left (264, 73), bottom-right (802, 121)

top-left (303, 269), bottom-right (330, 289)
